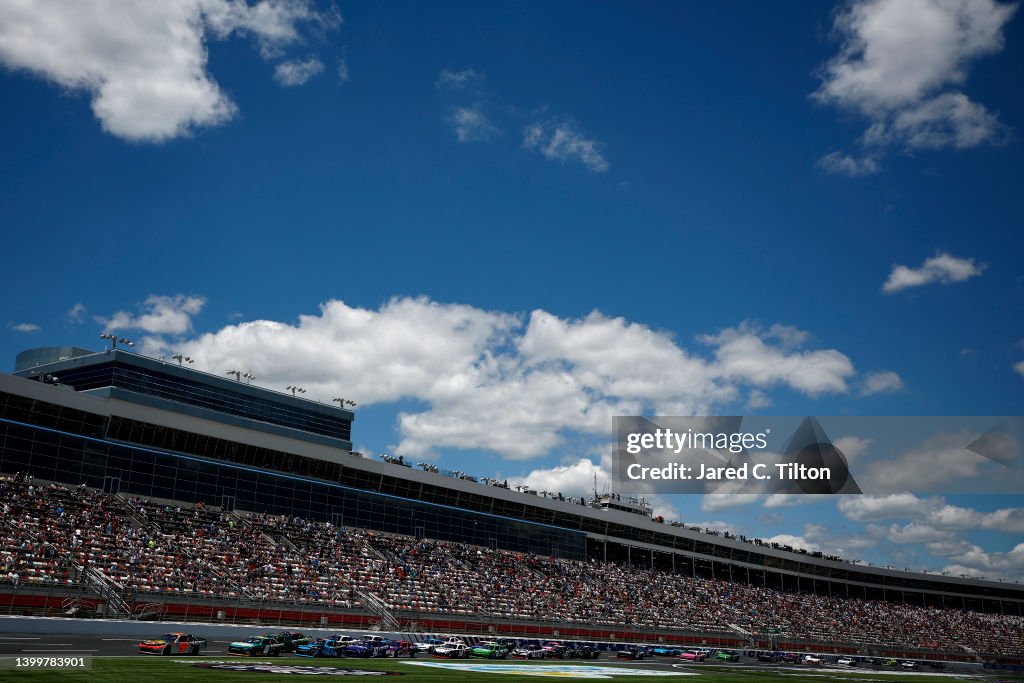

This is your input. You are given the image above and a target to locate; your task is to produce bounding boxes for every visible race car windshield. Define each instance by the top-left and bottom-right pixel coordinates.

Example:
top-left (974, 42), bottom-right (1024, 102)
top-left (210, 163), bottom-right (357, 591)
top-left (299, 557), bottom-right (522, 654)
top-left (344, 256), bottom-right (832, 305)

top-left (161, 634), bottom-right (177, 641)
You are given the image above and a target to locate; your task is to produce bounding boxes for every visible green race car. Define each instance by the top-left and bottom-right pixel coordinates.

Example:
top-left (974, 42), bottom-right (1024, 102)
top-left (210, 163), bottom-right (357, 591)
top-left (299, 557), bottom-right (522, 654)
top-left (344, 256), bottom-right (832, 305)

top-left (715, 650), bottom-right (740, 662)
top-left (471, 641), bottom-right (509, 659)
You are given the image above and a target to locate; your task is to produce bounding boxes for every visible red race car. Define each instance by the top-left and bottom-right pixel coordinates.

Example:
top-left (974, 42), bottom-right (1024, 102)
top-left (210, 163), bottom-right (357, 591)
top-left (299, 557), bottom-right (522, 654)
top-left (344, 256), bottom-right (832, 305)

top-left (138, 632), bottom-right (207, 655)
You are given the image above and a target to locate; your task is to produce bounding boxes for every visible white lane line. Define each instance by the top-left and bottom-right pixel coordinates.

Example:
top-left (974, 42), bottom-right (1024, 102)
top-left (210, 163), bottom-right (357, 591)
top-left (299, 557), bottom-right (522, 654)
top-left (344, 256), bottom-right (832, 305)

top-left (0, 637), bottom-right (41, 640)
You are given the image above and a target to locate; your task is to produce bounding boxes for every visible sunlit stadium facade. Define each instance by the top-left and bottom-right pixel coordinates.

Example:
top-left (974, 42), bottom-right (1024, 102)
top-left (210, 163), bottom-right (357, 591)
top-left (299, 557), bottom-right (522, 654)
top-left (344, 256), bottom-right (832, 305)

top-left (4, 346), bottom-right (1024, 617)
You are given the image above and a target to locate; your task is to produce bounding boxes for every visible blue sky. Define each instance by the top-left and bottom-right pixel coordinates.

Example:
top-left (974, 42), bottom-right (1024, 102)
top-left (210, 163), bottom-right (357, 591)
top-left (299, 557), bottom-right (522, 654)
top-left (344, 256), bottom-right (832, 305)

top-left (1, 0), bottom-right (1023, 580)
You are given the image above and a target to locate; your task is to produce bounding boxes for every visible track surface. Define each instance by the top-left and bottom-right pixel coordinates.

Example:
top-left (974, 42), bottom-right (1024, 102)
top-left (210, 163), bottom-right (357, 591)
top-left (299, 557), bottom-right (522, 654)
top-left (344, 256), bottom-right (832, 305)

top-left (0, 633), bottom-right (1009, 680)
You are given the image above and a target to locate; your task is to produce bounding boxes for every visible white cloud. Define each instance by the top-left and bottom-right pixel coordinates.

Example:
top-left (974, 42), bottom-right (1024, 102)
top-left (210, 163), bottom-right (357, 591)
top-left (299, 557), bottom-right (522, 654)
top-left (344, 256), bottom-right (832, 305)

top-left (435, 67), bottom-right (483, 90)
top-left (817, 151), bottom-right (881, 176)
top-left (65, 303), bottom-right (86, 325)
top-left (158, 297), bottom-right (872, 460)
top-left (1014, 360), bottom-right (1024, 378)
top-left (701, 494), bottom-right (762, 513)
top-left (273, 56), bottom-right (323, 86)
top-left (700, 323), bottom-right (855, 396)
top-left (523, 120), bottom-right (609, 173)
top-left (857, 431), bottom-right (987, 491)
top-left (863, 91), bottom-right (1007, 150)
top-left (838, 492), bottom-right (934, 521)
top-left (448, 105), bottom-right (500, 143)
top-left (7, 322), bottom-right (40, 333)
top-left (101, 294), bottom-right (206, 335)
top-left (522, 457), bottom-right (610, 499)
top-left (883, 252), bottom-right (985, 292)
top-left (813, 0), bottom-right (1016, 167)
top-left (336, 55), bottom-right (349, 83)
top-left (746, 389), bottom-right (772, 410)
top-left (0, 0), bottom-right (334, 142)
top-left (860, 370), bottom-right (904, 395)
top-left (762, 534), bottom-right (821, 554)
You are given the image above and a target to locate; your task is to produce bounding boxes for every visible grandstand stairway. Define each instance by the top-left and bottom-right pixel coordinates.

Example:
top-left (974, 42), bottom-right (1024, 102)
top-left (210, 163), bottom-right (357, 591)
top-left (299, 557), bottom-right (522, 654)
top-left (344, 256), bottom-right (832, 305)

top-left (83, 566), bottom-right (130, 617)
top-left (355, 588), bottom-right (401, 631)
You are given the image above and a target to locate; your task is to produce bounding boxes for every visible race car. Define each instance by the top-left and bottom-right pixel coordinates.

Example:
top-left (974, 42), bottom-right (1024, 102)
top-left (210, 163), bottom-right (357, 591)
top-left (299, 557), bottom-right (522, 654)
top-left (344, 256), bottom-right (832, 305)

top-left (270, 631), bottom-right (312, 652)
top-left (387, 641), bottom-right (417, 658)
top-left (651, 646), bottom-right (681, 657)
top-left (566, 644), bottom-right (601, 659)
top-left (432, 643), bottom-right (472, 659)
top-left (511, 645), bottom-right (546, 660)
top-left (414, 638), bottom-right (446, 654)
top-left (471, 641), bottom-right (509, 659)
top-left (802, 654), bottom-right (822, 665)
top-left (680, 650), bottom-right (708, 662)
top-left (714, 650), bottom-right (740, 662)
top-left (541, 641), bottom-right (568, 658)
top-left (227, 636), bottom-right (284, 657)
top-left (900, 660), bottom-right (919, 670)
top-left (345, 638), bottom-right (392, 658)
top-left (138, 632), bottom-right (207, 656)
top-left (616, 648), bottom-right (645, 660)
top-left (295, 638), bottom-right (345, 658)
top-left (836, 657), bottom-right (856, 667)
top-left (780, 653), bottom-right (800, 664)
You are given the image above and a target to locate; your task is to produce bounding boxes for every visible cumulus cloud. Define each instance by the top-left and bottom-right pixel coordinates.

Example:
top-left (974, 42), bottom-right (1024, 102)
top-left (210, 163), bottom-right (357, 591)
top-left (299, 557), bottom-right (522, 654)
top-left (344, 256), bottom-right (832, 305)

top-left (448, 105), bottom-right (500, 143)
top-left (813, 0), bottom-right (1016, 171)
top-left (700, 323), bottom-right (855, 396)
top-left (435, 68), bottom-right (483, 90)
top-left (65, 303), bottom-right (86, 326)
top-left (0, 0), bottom-right (335, 141)
top-left (7, 322), bottom-right (40, 333)
top-left (273, 56), bottom-right (323, 86)
top-left (1014, 360), bottom-right (1024, 378)
top-left (100, 294), bottom-right (206, 335)
top-left (883, 252), bottom-right (985, 292)
top-left (860, 370), bottom-right (904, 395)
top-left (523, 120), bottom-right (609, 173)
top-left (155, 297), bottom-right (875, 460)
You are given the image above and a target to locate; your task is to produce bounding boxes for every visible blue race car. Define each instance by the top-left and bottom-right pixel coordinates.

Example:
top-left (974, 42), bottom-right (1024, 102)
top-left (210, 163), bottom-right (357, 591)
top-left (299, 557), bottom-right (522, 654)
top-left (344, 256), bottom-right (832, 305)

top-left (345, 638), bottom-right (391, 658)
top-left (295, 638), bottom-right (344, 658)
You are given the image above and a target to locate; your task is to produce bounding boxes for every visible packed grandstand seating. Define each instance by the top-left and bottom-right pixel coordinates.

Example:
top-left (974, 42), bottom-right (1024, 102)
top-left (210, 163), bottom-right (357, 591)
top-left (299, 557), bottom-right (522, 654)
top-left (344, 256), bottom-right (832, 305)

top-left (1, 474), bottom-right (1022, 656)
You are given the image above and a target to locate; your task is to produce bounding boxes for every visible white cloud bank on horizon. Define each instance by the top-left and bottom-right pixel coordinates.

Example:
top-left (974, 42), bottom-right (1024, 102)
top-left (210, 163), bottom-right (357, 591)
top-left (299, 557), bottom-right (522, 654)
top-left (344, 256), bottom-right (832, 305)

top-left (814, 0), bottom-right (1016, 175)
top-left (113, 295), bottom-right (903, 460)
top-left (0, 0), bottom-right (337, 141)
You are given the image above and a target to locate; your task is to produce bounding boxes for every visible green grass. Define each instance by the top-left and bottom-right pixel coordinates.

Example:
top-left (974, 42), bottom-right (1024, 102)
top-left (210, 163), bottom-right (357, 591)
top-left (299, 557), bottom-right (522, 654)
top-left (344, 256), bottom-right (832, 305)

top-left (0, 657), bottom-right (1017, 683)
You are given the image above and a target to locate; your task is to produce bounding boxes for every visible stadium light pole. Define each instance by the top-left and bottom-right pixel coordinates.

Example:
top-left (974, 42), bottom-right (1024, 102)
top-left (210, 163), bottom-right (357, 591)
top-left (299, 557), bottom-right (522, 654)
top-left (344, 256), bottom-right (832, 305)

top-left (100, 333), bottom-right (134, 350)
top-left (333, 397), bottom-right (356, 409)
top-left (286, 385), bottom-right (306, 397)
top-left (226, 370), bottom-right (241, 381)
top-left (172, 354), bottom-right (193, 366)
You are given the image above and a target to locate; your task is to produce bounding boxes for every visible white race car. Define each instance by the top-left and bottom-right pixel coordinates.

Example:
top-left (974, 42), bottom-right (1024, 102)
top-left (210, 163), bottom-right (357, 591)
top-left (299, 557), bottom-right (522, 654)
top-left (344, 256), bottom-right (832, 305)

top-left (836, 657), bottom-right (856, 666)
top-left (432, 643), bottom-right (471, 659)
top-left (802, 655), bottom-right (822, 665)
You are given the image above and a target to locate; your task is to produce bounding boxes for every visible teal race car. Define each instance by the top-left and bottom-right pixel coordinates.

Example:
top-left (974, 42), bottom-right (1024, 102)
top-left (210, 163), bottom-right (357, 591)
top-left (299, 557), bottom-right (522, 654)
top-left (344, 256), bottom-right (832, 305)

top-left (227, 636), bottom-right (284, 657)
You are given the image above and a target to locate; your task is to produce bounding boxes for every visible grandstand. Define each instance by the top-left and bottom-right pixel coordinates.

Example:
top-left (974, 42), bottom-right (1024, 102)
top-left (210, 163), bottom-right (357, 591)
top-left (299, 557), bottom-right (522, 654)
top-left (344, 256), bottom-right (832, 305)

top-left (2, 346), bottom-right (1023, 663)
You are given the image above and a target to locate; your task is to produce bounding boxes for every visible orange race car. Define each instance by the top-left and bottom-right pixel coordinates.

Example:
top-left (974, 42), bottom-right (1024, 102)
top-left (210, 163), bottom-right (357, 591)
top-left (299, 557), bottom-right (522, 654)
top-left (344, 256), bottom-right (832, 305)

top-left (138, 632), bottom-right (207, 655)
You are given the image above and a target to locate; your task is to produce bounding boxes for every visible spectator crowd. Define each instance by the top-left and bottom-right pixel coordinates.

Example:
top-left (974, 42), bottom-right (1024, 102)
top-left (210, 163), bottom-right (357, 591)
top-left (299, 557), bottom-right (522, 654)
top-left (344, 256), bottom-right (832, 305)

top-left (1, 474), bottom-right (1021, 656)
